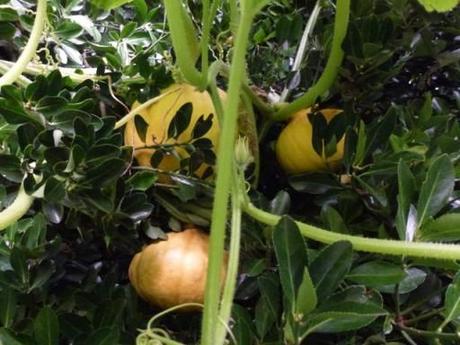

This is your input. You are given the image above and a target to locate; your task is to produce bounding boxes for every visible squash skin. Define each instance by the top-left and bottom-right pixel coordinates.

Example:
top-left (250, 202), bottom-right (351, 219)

top-left (124, 84), bottom-right (223, 177)
top-left (275, 108), bottom-right (345, 175)
top-left (128, 228), bottom-right (228, 311)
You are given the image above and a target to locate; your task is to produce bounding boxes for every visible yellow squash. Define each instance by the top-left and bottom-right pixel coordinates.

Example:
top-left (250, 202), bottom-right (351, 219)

top-left (276, 108), bottom-right (345, 175)
top-left (128, 227), bottom-right (228, 311)
top-left (124, 83), bottom-right (222, 177)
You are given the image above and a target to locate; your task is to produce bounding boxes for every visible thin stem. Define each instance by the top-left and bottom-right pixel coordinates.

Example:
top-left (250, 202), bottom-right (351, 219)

top-left (214, 178), bottom-right (242, 345)
top-left (0, 63), bottom-right (31, 87)
top-left (114, 86), bottom-right (182, 129)
top-left (0, 182), bottom-right (35, 230)
top-left (396, 324), bottom-right (460, 341)
top-left (405, 308), bottom-right (443, 325)
top-left (279, 0), bottom-right (322, 103)
top-left (241, 83), bottom-right (274, 116)
top-left (200, 6), bottom-right (255, 345)
top-left (0, 0), bottom-right (47, 87)
top-left (273, 0), bottom-right (350, 121)
top-left (243, 199), bottom-right (460, 260)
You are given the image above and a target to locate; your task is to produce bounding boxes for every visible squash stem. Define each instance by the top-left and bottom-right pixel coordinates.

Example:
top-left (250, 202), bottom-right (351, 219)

top-left (0, 181), bottom-right (35, 231)
top-left (200, 6), bottom-right (255, 345)
top-left (272, 0), bottom-right (350, 121)
top-left (214, 175), bottom-right (242, 345)
top-left (0, 0), bottom-right (47, 87)
top-left (242, 197), bottom-right (460, 261)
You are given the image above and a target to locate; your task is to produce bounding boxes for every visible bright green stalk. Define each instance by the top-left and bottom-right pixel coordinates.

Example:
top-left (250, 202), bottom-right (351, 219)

top-left (214, 180), bottom-right (242, 345)
top-left (164, 0), bottom-right (203, 87)
top-left (200, 6), bottom-right (255, 345)
top-left (243, 199), bottom-right (460, 261)
top-left (0, 0), bottom-right (47, 87)
top-left (273, 0), bottom-right (350, 121)
top-left (0, 182), bottom-right (34, 230)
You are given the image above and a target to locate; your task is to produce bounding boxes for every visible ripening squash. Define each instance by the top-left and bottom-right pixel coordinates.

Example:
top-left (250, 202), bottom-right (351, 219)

top-left (124, 83), bottom-right (223, 178)
top-left (128, 227), bottom-right (228, 311)
top-left (276, 108), bottom-right (345, 175)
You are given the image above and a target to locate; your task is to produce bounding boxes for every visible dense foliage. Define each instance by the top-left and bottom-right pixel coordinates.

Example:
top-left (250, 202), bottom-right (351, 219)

top-left (0, 0), bottom-right (459, 344)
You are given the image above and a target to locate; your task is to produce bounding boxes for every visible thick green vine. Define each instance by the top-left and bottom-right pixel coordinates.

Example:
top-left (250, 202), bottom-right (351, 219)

top-left (273, 0), bottom-right (351, 121)
top-left (0, 0), bottom-right (47, 87)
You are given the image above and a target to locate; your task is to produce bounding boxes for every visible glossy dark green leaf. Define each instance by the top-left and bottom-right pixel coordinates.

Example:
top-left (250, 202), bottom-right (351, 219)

top-left (255, 272), bottom-right (280, 339)
top-left (364, 107), bottom-right (397, 159)
top-left (309, 241), bottom-right (353, 301)
top-left (10, 248), bottom-right (28, 286)
top-left (231, 305), bottom-right (255, 345)
top-left (0, 328), bottom-right (24, 345)
top-left (0, 288), bottom-right (16, 327)
top-left (304, 301), bottom-right (387, 334)
top-left (417, 154), bottom-right (455, 226)
top-left (0, 98), bottom-right (41, 126)
top-left (134, 115), bottom-right (148, 143)
top-left (44, 177), bottom-right (66, 203)
top-left (308, 111), bottom-right (328, 156)
top-left (347, 261), bottom-right (405, 287)
top-left (85, 158), bottom-right (127, 186)
top-left (395, 159), bottom-right (416, 240)
top-left (126, 170), bottom-right (157, 191)
top-left (378, 267), bottom-right (427, 294)
top-left (419, 213), bottom-right (460, 242)
top-left (192, 114), bottom-right (214, 138)
top-left (168, 102), bottom-right (193, 139)
top-left (269, 190), bottom-right (291, 215)
top-left (272, 217), bottom-right (307, 310)
top-left (320, 205), bottom-right (349, 234)
top-left (288, 173), bottom-right (342, 194)
top-left (33, 306), bottom-right (59, 345)
top-left (443, 272), bottom-right (460, 324)
top-left (0, 154), bottom-right (22, 182)
top-left (85, 327), bottom-right (119, 345)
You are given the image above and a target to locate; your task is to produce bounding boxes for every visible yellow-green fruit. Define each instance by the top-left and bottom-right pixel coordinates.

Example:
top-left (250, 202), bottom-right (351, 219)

top-left (128, 227), bottom-right (228, 311)
top-left (124, 83), bottom-right (222, 177)
top-left (276, 108), bottom-right (345, 175)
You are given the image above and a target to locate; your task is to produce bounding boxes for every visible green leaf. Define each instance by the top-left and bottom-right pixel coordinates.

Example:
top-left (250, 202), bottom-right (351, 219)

top-left (231, 305), bottom-right (255, 345)
top-left (126, 170), bottom-right (157, 191)
top-left (309, 241), bottom-right (353, 301)
top-left (44, 177), bottom-right (66, 203)
top-left (272, 217), bottom-right (307, 311)
top-left (417, 154), bottom-right (455, 227)
top-left (296, 268), bottom-right (317, 317)
top-left (0, 328), bottom-right (24, 345)
top-left (255, 272), bottom-right (280, 339)
top-left (91, 0), bottom-right (132, 10)
top-left (395, 159), bottom-right (416, 240)
top-left (33, 306), bottom-right (59, 345)
top-left (0, 288), bottom-right (16, 327)
top-left (134, 115), bottom-right (148, 143)
top-left (378, 267), bottom-right (427, 294)
top-left (347, 261), bottom-right (406, 288)
top-left (364, 107), bottom-right (397, 160)
top-left (417, 0), bottom-right (459, 12)
top-left (0, 154), bottom-right (22, 183)
top-left (419, 213), bottom-right (460, 242)
top-left (168, 102), bottom-right (193, 139)
top-left (305, 302), bottom-right (387, 334)
top-left (10, 248), bottom-right (28, 286)
top-left (443, 272), bottom-right (460, 324)
top-left (85, 327), bottom-right (119, 345)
